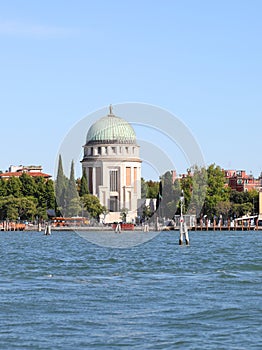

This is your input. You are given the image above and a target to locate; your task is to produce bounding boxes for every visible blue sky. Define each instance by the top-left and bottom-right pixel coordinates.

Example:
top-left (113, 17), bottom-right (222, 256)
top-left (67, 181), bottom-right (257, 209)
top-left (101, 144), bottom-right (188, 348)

top-left (0, 0), bottom-right (261, 180)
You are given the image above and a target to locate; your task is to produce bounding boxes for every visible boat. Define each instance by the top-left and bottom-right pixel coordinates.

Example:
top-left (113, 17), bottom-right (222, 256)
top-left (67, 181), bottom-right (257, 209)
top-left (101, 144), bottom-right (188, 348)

top-left (111, 223), bottom-right (135, 231)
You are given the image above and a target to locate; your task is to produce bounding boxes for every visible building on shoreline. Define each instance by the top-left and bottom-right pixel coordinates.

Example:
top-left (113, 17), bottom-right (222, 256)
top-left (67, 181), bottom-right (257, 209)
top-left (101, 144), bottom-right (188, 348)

top-left (0, 165), bottom-right (51, 180)
top-left (81, 106), bottom-right (142, 223)
top-left (224, 169), bottom-right (261, 192)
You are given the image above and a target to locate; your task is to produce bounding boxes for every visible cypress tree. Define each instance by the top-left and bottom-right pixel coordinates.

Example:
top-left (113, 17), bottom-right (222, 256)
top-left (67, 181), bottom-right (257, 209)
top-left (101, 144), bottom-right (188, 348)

top-left (156, 179), bottom-right (162, 214)
top-left (55, 154), bottom-right (68, 212)
top-left (67, 160), bottom-right (79, 199)
top-left (65, 160), bottom-right (80, 216)
top-left (79, 169), bottom-right (89, 197)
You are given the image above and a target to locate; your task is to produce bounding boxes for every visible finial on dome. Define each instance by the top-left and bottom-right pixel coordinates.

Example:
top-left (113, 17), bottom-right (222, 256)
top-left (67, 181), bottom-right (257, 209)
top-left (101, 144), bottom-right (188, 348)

top-left (109, 104), bottom-right (113, 115)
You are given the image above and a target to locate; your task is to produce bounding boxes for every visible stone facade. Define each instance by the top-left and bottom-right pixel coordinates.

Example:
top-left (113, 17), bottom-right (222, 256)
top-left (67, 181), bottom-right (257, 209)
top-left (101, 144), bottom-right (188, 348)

top-left (81, 109), bottom-right (141, 223)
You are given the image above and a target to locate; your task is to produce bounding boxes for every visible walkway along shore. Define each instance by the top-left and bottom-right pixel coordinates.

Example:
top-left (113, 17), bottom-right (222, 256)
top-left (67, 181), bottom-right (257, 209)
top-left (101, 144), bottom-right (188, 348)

top-left (1, 223), bottom-right (262, 232)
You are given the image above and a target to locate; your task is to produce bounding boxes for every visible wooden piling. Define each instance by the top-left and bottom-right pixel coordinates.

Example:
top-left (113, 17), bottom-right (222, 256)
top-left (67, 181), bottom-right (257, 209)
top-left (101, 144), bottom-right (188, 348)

top-left (227, 219), bottom-right (230, 231)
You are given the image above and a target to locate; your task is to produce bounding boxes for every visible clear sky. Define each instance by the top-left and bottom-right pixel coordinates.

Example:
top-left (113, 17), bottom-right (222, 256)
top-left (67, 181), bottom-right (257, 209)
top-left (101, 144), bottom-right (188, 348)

top-left (0, 0), bottom-right (261, 180)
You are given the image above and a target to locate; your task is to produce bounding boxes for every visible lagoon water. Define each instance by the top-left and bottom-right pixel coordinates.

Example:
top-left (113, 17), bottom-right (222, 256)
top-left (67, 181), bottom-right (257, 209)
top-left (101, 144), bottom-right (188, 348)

top-left (0, 230), bottom-right (262, 349)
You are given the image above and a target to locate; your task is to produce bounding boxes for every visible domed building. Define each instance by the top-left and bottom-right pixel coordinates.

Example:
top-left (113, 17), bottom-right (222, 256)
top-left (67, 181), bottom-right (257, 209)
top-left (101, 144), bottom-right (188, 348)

top-left (81, 106), bottom-right (141, 223)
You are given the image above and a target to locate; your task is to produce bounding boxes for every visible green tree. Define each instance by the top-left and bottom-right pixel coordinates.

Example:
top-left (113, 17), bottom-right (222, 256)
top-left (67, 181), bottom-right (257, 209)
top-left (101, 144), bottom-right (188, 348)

top-left (159, 171), bottom-right (177, 218)
top-left (55, 154), bottom-right (68, 212)
top-left (232, 202), bottom-right (253, 217)
top-left (67, 197), bottom-right (81, 217)
top-left (0, 196), bottom-right (17, 220)
top-left (65, 160), bottom-right (80, 216)
top-left (45, 179), bottom-right (56, 210)
top-left (156, 180), bottom-right (162, 216)
top-left (141, 178), bottom-right (147, 198)
top-left (204, 164), bottom-right (230, 218)
top-left (17, 197), bottom-right (38, 220)
top-left (140, 178), bottom-right (159, 199)
top-left (35, 177), bottom-right (47, 217)
top-left (79, 170), bottom-right (89, 197)
top-left (146, 180), bottom-right (159, 198)
top-left (179, 177), bottom-right (191, 214)
top-left (0, 178), bottom-right (7, 197)
top-left (187, 166), bottom-right (208, 217)
top-left (81, 194), bottom-right (106, 219)
top-left (215, 201), bottom-right (231, 218)
top-left (0, 196), bottom-right (37, 221)
top-left (20, 172), bottom-right (37, 197)
top-left (248, 189), bottom-right (259, 215)
top-left (230, 189), bottom-right (258, 217)
top-left (171, 178), bottom-right (182, 214)
top-left (6, 177), bottom-right (22, 197)
top-left (230, 190), bottom-right (250, 204)
top-left (6, 203), bottom-right (19, 221)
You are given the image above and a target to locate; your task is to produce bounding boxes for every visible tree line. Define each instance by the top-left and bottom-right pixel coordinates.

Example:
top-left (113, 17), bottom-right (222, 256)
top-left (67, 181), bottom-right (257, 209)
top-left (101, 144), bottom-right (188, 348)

top-left (142, 164), bottom-right (259, 222)
top-left (55, 155), bottom-right (106, 220)
top-left (0, 156), bottom-right (106, 222)
top-left (0, 160), bottom-right (259, 222)
top-left (0, 173), bottom-right (55, 221)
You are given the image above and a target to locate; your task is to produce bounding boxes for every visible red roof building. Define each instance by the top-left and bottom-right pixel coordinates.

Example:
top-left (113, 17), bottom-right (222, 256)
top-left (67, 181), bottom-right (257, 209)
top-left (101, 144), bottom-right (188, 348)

top-left (224, 169), bottom-right (260, 192)
top-left (0, 165), bottom-right (51, 180)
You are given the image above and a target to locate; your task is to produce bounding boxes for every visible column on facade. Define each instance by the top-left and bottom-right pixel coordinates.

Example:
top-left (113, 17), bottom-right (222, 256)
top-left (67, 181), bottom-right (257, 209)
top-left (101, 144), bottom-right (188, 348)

top-left (130, 166), bottom-right (134, 211)
top-left (125, 166), bottom-right (131, 210)
top-left (88, 167), bottom-right (93, 194)
top-left (122, 186), bottom-right (126, 209)
top-left (92, 167), bottom-right (96, 196)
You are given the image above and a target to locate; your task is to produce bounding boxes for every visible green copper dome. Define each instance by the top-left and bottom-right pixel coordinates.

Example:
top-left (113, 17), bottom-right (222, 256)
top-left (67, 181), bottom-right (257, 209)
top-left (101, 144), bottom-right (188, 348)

top-left (86, 112), bottom-right (136, 145)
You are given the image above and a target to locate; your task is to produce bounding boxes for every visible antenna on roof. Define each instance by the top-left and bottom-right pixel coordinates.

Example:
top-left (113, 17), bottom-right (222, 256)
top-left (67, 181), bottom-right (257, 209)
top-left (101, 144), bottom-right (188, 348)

top-left (109, 104), bottom-right (113, 115)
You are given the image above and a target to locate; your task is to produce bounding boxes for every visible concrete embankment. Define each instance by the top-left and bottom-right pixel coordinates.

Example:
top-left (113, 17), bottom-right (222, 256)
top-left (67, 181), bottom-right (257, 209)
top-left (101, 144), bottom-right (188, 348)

top-left (24, 225), bottom-right (149, 232)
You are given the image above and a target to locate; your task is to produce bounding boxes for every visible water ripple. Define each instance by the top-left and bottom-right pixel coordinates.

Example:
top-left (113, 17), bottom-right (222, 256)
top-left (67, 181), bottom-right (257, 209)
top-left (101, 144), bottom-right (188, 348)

top-left (0, 230), bottom-right (262, 349)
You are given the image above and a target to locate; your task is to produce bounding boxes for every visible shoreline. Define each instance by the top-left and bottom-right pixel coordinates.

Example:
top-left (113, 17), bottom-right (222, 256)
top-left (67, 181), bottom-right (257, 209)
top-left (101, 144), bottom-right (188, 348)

top-left (1, 225), bottom-right (261, 232)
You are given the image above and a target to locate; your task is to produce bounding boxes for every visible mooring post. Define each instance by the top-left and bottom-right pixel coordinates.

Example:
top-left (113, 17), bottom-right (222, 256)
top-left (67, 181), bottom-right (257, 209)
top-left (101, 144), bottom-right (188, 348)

top-left (115, 222), bottom-right (121, 233)
top-left (179, 190), bottom-right (189, 245)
